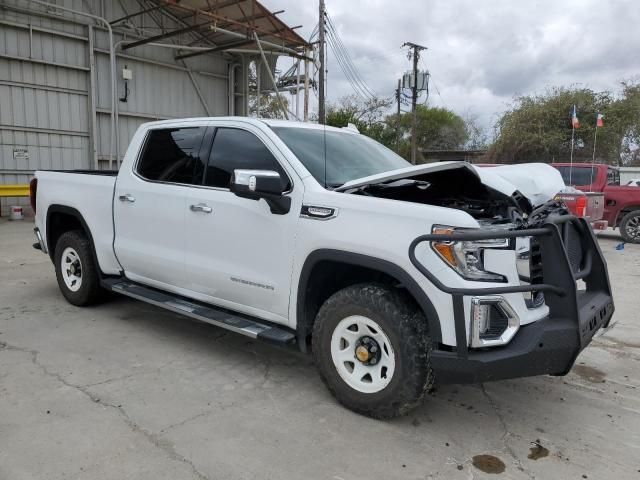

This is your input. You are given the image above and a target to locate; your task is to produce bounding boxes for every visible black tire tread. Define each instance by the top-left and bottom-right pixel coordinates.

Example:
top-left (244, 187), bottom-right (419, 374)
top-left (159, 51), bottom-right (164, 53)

top-left (312, 283), bottom-right (433, 419)
top-left (54, 230), bottom-right (105, 306)
top-left (619, 210), bottom-right (640, 244)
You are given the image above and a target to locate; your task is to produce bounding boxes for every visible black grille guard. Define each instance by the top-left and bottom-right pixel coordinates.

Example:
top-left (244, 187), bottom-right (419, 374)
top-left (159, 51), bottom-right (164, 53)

top-left (408, 215), bottom-right (614, 358)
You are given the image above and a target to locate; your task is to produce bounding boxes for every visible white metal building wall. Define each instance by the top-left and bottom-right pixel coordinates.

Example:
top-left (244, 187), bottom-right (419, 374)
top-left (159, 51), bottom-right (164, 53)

top-left (0, 0), bottom-right (247, 215)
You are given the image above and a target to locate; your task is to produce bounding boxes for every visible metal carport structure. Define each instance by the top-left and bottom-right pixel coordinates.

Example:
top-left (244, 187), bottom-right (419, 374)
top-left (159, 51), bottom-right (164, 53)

top-left (0, 0), bottom-right (310, 215)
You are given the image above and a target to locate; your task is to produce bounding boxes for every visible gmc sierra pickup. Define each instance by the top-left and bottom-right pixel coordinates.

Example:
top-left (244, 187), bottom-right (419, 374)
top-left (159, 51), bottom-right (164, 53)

top-left (31, 118), bottom-right (614, 418)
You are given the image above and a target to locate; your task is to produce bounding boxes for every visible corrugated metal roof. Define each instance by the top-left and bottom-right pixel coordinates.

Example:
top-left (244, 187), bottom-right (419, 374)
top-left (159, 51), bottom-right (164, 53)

top-left (117, 0), bottom-right (309, 59)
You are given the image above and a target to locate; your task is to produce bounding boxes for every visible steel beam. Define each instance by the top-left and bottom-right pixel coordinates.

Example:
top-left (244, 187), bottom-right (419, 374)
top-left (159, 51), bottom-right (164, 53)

top-left (122, 21), bottom-right (212, 50)
top-left (174, 39), bottom-right (254, 60)
top-left (110, 4), bottom-right (164, 25)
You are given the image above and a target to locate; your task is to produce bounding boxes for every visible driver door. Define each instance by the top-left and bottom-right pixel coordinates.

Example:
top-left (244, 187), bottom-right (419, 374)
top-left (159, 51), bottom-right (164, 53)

top-left (184, 125), bottom-right (302, 324)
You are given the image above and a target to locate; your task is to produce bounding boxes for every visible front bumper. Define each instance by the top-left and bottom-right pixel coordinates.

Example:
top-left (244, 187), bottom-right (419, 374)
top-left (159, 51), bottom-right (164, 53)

top-left (409, 215), bottom-right (614, 384)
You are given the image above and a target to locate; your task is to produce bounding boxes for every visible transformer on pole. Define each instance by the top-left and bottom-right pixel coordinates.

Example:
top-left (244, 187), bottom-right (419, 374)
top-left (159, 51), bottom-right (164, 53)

top-left (402, 42), bottom-right (428, 164)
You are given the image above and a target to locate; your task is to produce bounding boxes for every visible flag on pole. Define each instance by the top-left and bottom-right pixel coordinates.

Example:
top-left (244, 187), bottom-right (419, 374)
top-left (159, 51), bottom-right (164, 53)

top-left (596, 113), bottom-right (604, 127)
top-left (571, 105), bottom-right (579, 129)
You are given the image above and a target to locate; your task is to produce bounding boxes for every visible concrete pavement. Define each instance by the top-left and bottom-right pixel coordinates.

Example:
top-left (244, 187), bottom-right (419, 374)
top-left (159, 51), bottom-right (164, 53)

top-left (1, 219), bottom-right (638, 479)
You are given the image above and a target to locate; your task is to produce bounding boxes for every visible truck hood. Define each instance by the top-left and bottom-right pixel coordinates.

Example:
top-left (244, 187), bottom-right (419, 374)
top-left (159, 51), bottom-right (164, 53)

top-left (335, 161), bottom-right (565, 207)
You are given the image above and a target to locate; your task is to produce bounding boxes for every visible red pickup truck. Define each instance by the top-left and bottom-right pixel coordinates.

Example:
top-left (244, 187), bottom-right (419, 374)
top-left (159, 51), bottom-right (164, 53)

top-left (553, 163), bottom-right (640, 243)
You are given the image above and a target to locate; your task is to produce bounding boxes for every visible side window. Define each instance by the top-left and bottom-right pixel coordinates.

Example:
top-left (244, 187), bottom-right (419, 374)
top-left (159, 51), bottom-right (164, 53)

top-left (556, 166), bottom-right (592, 186)
top-left (137, 127), bottom-right (206, 184)
top-left (204, 128), bottom-right (291, 190)
top-left (607, 168), bottom-right (619, 186)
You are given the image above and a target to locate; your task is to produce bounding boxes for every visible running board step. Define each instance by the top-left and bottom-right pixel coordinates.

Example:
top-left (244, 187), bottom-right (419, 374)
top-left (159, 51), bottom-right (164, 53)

top-left (102, 279), bottom-right (296, 346)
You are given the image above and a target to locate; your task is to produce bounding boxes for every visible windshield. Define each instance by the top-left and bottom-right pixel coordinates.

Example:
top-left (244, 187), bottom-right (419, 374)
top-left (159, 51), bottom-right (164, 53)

top-left (272, 127), bottom-right (410, 187)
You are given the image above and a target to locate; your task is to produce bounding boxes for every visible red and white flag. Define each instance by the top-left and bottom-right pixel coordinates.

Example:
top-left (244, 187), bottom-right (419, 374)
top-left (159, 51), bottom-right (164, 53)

top-left (596, 113), bottom-right (604, 127)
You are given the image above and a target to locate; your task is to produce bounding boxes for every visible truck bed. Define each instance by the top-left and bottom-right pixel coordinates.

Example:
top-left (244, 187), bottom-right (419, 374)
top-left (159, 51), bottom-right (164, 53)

top-left (35, 170), bottom-right (121, 275)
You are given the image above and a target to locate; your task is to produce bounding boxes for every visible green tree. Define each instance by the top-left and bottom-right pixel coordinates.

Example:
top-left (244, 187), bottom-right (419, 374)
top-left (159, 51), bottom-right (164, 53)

top-left (489, 82), bottom-right (640, 165)
top-left (326, 96), bottom-right (474, 162)
top-left (392, 106), bottom-right (469, 161)
top-left (325, 94), bottom-right (395, 145)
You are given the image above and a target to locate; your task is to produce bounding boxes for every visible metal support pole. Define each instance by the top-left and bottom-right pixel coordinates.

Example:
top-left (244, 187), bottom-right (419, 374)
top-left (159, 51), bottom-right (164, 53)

top-left (411, 49), bottom-right (419, 164)
top-left (295, 59), bottom-right (301, 120)
top-left (227, 63), bottom-right (238, 116)
top-left (256, 60), bottom-right (261, 118)
top-left (87, 25), bottom-right (99, 170)
top-left (253, 32), bottom-right (288, 120)
top-left (318, 0), bottom-right (326, 124)
top-left (244, 55), bottom-right (250, 116)
top-left (304, 52), bottom-right (309, 121)
top-left (396, 78), bottom-right (401, 152)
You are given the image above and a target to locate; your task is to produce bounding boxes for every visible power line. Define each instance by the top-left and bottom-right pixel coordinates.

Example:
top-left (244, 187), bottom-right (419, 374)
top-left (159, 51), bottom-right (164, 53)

top-left (325, 29), bottom-right (372, 99)
top-left (429, 75), bottom-right (447, 108)
top-left (325, 13), bottom-right (377, 99)
top-left (325, 30), bottom-right (372, 100)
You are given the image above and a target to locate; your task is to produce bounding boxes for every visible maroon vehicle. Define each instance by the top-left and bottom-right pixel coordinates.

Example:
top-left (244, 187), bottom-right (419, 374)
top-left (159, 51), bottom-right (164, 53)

top-left (553, 163), bottom-right (640, 243)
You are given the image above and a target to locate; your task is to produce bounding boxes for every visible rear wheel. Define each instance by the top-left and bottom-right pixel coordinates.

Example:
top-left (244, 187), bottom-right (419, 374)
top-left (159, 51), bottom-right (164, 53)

top-left (54, 230), bottom-right (105, 306)
top-left (312, 284), bottom-right (433, 419)
top-left (619, 210), bottom-right (640, 244)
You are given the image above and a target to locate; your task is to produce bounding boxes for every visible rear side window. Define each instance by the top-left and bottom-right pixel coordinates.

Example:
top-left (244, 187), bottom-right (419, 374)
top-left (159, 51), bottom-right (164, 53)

top-left (137, 127), bottom-right (206, 184)
top-left (555, 166), bottom-right (594, 186)
top-left (607, 168), bottom-right (620, 186)
top-left (204, 128), bottom-right (290, 190)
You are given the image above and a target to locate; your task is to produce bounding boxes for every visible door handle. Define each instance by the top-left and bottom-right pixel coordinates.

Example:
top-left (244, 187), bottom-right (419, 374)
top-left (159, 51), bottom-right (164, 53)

top-left (119, 194), bottom-right (136, 203)
top-left (190, 203), bottom-right (213, 214)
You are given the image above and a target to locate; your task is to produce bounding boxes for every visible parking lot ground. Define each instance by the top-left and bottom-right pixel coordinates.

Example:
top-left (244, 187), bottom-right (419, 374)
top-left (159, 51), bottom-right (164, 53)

top-left (1, 218), bottom-right (639, 480)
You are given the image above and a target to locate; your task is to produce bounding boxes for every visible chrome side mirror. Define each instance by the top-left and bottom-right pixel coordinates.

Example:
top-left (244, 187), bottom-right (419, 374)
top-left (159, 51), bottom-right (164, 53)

top-left (231, 169), bottom-right (284, 196)
top-left (230, 169), bottom-right (291, 215)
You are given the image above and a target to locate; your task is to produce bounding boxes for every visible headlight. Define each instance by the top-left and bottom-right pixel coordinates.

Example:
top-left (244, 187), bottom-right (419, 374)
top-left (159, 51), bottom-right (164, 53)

top-left (430, 225), bottom-right (508, 282)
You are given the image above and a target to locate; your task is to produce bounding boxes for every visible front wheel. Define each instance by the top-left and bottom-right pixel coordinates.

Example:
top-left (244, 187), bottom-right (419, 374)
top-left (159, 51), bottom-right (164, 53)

top-left (312, 284), bottom-right (433, 419)
top-left (620, 210), bottom-right (640, 244)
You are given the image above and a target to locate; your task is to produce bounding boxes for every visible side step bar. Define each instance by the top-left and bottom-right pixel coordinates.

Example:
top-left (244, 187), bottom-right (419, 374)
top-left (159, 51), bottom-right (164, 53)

top-left (101, 279), bottom-right (296, 346)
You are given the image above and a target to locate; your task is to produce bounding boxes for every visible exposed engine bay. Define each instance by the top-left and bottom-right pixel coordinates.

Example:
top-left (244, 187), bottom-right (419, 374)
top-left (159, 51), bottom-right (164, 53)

top-left (342, 166), bottom-right (529, 226)
top-left (340, 162), bottom-right (568, 229)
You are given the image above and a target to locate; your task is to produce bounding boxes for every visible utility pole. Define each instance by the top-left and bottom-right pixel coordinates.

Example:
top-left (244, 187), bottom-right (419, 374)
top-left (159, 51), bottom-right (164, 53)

top-left (396, 78), bottom-right (401, 152)
top-left (403, 42), bottom-right (427, 164)
top-left (318, 0), bottom-right (326, 124)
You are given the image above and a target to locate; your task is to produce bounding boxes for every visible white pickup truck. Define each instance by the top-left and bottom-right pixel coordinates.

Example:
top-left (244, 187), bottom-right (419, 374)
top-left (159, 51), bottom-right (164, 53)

top-left (31, 118), bottom-right (614, 418)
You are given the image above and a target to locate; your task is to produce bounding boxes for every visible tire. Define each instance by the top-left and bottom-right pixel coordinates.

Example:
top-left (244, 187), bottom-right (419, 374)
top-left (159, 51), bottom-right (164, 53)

top-left (619, 210), bottom-right (640, 244)
top-left (54, 230), bottom-right (105, 306)
top-left (312, 283), bottom-right (433, 419)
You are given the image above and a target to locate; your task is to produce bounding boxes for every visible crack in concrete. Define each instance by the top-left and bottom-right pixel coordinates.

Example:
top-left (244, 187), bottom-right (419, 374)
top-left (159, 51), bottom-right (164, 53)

top-left (159, 411), bottom-right (212, 435)
top-left (80, 370), bottom-right (156, 388)
top-left (480, 383), bottom-right (535, 479)
top-left (0, 340), bottom-right (211, 480)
